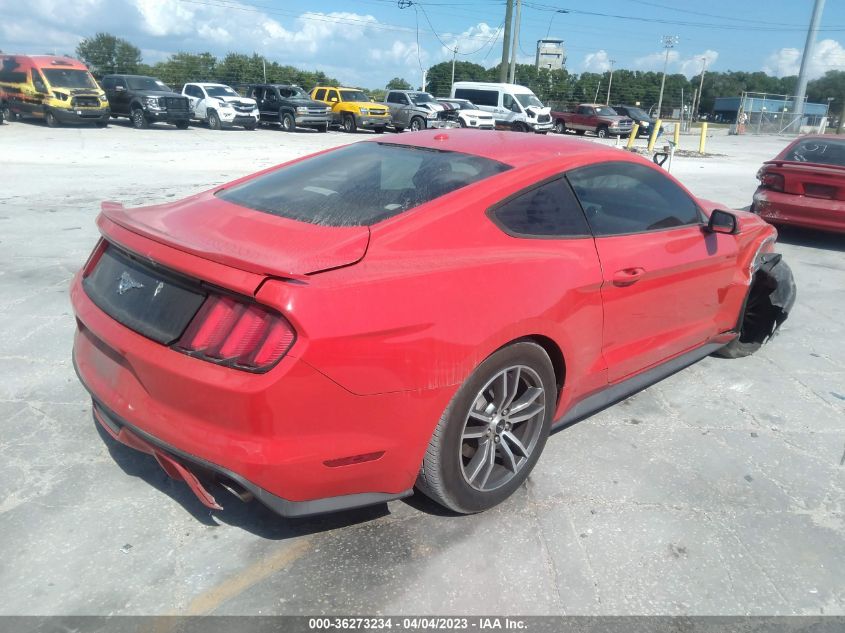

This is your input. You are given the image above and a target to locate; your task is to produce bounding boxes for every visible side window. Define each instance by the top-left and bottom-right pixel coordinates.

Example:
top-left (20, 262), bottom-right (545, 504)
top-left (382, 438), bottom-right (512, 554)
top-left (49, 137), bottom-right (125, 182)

top-left (278, 88), bottom-right (293, 98)
top-left (491, 178), bottom-right (590, 238)
top-left (576, 106), bottom-right (592, 115)
top-left (502, 93), bottom-right (518, 111)
top-left (32, 70), bottom-right (48, 93)
top-left (186, 85), bottom-right (201, 98)
top-left (326, 89), bottom-right (339, 102)
top-left (386, 91), bottom-right (400, 103)
top-left (567, 162), bottom-right (702, 236)
top-left (252, 87), bottom-right (263, 100)
top-left (102, 76), bottom-right (114, 90)
top-left (115, 77), bottom-right (127, 90)
top-left (266, 88), bottom-right (278, 101)
top-left (313, 88), bottom-right (326, 101)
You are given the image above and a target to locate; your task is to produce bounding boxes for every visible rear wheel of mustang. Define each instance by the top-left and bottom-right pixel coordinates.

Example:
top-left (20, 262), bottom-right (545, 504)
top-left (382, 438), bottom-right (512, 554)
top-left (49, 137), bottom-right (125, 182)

top-left (417, 341), bottom-right (555, 513)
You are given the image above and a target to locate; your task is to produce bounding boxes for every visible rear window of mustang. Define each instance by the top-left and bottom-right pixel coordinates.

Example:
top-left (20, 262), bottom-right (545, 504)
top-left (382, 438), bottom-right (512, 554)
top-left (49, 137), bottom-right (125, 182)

top-left (784, 139), bottom-right (845, 166)
top-left (217, 143), bottom-right (511, 226)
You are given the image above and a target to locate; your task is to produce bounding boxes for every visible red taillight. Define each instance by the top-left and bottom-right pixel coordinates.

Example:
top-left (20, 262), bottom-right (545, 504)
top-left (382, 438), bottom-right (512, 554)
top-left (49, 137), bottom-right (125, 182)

top-left (176, 294), bottom-right (295, 371)
top-left (758, 169), bottom-right (784, 192)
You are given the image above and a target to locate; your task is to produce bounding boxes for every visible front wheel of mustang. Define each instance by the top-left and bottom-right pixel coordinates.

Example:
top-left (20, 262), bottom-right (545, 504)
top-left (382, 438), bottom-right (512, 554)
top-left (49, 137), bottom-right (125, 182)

top-left (417, 342), bottom-right (555, 513)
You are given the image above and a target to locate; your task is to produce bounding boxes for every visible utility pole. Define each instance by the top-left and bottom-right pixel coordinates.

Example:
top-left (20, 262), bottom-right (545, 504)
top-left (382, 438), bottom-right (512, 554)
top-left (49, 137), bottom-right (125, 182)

top-left (693, 57), bottom-right (707, 121)
top-left (499, 0), bottom-right (514, 83)
top-left (262, 58), bottom-right (267, 83)
top-left (656, 35), bottom-right (678, 119)
top-left (450, 45), bottom-right (458, 92)
top-left (793, 0), bottom-right (826, 132)
top-left (508, 0), bottom-right (522, 84)
top-left (594, 79), bottom-right (602, 103)
top-left (605, 59), bottom-right (616, 105)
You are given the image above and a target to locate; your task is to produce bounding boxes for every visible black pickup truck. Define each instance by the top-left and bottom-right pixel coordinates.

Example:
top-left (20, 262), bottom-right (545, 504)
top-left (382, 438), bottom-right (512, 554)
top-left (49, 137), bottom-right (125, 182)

top-left (244, 83), bottom-right (330, 132)
top-left (101, 74), bottom-right (191, 129)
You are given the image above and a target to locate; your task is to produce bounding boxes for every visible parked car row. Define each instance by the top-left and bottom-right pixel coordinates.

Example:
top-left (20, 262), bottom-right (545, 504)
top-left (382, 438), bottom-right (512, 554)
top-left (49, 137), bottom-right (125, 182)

top-left (550, 103), bottom-right (663, 139)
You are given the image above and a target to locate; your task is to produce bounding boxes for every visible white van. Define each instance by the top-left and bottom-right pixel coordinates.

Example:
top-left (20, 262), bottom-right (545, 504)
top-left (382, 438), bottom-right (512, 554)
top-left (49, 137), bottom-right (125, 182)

top-left (450, 82), bottom-right (553, 133)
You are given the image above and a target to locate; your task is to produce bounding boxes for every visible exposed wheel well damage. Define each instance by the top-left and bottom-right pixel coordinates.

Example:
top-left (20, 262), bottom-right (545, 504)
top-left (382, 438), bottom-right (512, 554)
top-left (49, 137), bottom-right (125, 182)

top-left (740, 255), bottom-right (796, 345)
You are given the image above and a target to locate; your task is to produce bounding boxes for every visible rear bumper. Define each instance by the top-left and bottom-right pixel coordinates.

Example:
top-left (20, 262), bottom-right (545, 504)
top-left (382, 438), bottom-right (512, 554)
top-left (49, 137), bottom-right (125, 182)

top-left (70, 271), bottom-right (451, 516)
top-left (753, 188), bottom-right (845, 234)
top-left (83, 391), bottom-right (411, 517)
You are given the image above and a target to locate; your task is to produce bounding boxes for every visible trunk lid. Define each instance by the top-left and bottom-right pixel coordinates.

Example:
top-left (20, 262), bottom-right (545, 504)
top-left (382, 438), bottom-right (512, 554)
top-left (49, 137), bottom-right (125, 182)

top-left (100, 192), bottom-right (370, 278)
top-left (764, 160), bottom-right (845, 201)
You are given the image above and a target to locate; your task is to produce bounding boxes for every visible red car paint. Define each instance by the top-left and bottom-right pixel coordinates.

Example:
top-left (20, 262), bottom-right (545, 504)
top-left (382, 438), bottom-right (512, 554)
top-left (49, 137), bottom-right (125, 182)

top-left (71, 130), bottom-right (778, 516)
top-left (753, 134), bottom-right (845, 234)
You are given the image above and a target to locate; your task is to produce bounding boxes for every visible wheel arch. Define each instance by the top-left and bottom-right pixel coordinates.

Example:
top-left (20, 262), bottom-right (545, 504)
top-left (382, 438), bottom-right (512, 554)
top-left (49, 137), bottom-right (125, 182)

top-left (494, 334), bottom-right (566, 404)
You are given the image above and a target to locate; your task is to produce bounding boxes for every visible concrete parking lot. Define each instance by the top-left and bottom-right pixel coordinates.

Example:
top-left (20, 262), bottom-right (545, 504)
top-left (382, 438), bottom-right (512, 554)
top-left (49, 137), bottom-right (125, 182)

top-left (1, 119), bottom-right (843, 616)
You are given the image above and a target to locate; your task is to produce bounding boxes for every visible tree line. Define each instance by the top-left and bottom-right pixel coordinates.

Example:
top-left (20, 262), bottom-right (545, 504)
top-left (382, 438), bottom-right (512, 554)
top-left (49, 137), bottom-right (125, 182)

top-left (74, 32), bottom-right (845, 115)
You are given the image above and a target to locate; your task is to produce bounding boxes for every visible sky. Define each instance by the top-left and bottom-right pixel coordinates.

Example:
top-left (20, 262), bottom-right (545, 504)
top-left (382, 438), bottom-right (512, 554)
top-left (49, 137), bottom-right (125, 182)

top-left (2, 0), bottom-right (845, 89)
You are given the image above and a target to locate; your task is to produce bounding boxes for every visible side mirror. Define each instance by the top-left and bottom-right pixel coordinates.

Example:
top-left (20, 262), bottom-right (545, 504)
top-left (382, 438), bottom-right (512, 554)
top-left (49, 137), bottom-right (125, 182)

top-left (707, 209), bottom-right (738, 234)
top-left (330, 97), bottom-right (338, 103)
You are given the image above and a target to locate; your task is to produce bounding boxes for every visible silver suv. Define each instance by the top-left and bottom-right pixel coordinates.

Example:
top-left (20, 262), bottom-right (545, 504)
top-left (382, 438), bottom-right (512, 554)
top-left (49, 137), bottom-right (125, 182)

top-left (384, 90), bottom-right (444, 132)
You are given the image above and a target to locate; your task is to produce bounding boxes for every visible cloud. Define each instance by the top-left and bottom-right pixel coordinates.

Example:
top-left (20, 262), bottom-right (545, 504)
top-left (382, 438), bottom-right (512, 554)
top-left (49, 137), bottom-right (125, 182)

top-left (633, 48), bottom-right (718, 79)
top-left (583, 50), bottom-right (612, 73)
top-left (439, 22), bottom-right (502, 59)
top-left (763, 38), bottom-right (845, 78)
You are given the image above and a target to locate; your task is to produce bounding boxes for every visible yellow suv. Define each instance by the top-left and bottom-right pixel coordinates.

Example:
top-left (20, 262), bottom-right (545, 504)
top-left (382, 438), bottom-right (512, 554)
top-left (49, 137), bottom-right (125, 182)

top-left (310, 86), bottom-right (390, 133)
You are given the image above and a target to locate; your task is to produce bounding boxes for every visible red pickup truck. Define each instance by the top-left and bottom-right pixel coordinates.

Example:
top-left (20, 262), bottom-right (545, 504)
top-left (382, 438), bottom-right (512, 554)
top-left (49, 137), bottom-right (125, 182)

top-left (552, 103), bottom-right (634, 138)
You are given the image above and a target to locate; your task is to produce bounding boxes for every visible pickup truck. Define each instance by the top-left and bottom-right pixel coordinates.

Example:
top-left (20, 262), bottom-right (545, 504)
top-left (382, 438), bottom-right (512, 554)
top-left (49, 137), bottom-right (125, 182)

top-left (245, 83), bottom-right (330, 132)
top-left (384, 90), bottom-right (443, 132)
top-left (182, 82), bottom-right (258, 130)
top-left (310, 86), bottom-right (390, 133)
top-left (552, 104), bottom-right (633, 138)
top-left (101, 74), bottom-right (190, 129)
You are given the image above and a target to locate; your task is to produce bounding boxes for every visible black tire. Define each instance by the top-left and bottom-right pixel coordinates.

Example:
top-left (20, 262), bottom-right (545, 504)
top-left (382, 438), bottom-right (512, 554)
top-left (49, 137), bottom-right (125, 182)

top-left (373, 126), bottom-right (385, 134)
top-left (0, 104), bottom-right (9, 123)
top-left (317, 123), bottom-right (328, 133)
top-left (393, 126), bottom-right (405, 133)
top-left (596, 126), bottom-right (609, 139)
top-left (459, 118), bottom-right (467, 128)
top-left (175, 120), bottom-right (190, 129)
top-left (342, 114), bottom-right (357, 133)
top-left (45, 110), bottom-right (59, 128)
top-left (409, 116), bottom-right (424, 132)
top-left (244, 121), bottom-right (257, 130)
top-left (281, 111), bottom-right (295, 132)
top-left (416, 341), bottom-right (555, 514)
top-left (131, 108), bottom-right (149, 129)
top-left (554, 120), bottom-right (566, 134)
top-left (208, 110), bottom-right (221, 130)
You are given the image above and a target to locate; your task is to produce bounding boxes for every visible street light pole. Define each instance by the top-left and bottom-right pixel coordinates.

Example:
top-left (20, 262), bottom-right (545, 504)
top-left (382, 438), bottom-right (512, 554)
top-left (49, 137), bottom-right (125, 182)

top-left (605, 59), bottom-right (615, 105)
top-left (656, 35), bottom-right (678, 118)
top-left (693, 56), bottom-right (707, 121)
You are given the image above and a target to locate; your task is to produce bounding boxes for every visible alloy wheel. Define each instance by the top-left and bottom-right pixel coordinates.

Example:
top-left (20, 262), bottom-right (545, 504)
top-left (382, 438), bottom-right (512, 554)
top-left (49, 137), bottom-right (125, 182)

top-left (459, 365), bottom-right (546, 492)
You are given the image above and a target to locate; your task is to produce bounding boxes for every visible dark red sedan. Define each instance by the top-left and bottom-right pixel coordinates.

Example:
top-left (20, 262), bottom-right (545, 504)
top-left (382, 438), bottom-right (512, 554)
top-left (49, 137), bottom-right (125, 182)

top-left (71, 131), bottom-right (795, 517)
top-left (753, 135), bottom-right (845, 234)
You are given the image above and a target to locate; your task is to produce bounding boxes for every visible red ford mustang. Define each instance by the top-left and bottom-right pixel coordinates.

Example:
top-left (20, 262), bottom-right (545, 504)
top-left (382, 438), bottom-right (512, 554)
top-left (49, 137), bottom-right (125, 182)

top-left (753, 135), bottom-right (845, 234)
top-left (71, 130), bottom-right (795, 517)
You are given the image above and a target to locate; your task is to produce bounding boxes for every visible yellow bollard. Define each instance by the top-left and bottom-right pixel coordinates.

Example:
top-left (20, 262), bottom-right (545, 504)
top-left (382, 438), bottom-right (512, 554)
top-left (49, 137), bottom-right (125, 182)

top-left (647, 118), bottom-right (662, 152)
top-left (673, 122), bottom-right (680, 145)
top-left (698, 122), bottom-right (708, 154)
top-left (626, 123), bottom-right (639, 149)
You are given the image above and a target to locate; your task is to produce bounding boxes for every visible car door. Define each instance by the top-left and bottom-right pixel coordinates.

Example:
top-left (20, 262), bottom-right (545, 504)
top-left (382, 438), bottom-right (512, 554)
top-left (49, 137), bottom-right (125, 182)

top-left (184, 85), bottom-right (203, 117)
top-left (567, 160), bottom-right (739, 382)
top-left (108, 76), bottom-right (129, 115)
top-left (575, 105), bottom-right (594, 131)
top-left (325, 89), bottom-right (341, 123)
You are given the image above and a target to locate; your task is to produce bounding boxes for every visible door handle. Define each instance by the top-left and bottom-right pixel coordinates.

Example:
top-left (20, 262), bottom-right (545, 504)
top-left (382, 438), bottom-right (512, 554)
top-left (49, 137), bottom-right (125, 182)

top-left (612, 267), bottom-right (645, 286)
